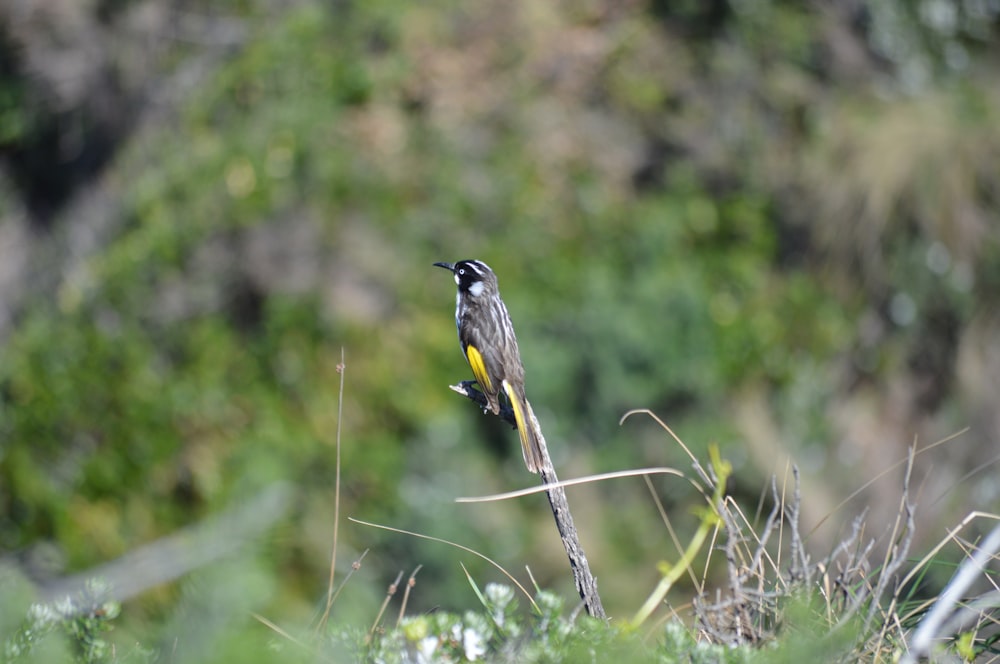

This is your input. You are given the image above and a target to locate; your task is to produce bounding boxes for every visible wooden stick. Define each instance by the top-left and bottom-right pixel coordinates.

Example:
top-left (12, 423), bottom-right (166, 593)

top-left (449, 380), bottom-right (607, 619)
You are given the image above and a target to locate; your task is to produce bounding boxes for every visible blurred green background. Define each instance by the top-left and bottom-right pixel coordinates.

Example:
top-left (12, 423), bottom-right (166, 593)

top-left (1, 0), bottom-right (998, 649)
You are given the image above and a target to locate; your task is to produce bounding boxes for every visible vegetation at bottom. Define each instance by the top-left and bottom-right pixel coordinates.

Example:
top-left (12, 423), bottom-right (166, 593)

top-left (3, 427), bottom-right (997, 662)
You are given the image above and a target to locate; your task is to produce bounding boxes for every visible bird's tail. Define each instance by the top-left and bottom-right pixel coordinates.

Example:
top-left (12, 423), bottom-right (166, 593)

top-left (502, 379), bottom-right (544, 474)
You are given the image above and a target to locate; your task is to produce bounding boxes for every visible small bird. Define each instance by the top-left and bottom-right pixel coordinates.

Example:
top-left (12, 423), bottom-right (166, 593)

top-left (434, 259), bottom-right (544, 473)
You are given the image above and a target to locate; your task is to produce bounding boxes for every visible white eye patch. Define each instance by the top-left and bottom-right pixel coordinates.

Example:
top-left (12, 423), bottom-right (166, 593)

top-left (468, 280), bottom-right (485, 297)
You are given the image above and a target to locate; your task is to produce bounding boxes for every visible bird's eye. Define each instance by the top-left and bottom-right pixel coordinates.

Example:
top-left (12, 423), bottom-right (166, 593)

top-left (458, 269), bottom-right (465, 275)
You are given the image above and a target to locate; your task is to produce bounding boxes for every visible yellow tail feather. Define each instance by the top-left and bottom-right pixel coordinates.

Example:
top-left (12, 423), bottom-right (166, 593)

top-left (502, 379), bottom-right (543, 473)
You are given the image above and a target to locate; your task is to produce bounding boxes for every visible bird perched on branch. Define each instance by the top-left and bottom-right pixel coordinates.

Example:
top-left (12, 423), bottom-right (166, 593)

top-left (434, 259), bottom-right (543, 473)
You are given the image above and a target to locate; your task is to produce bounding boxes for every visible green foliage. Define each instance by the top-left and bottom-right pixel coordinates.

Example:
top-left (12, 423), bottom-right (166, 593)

top-left (660, 621), bottom-right (748, 664)
top-left (349, 584), bottom-right (741, 663)
top-left (2, 579), bottom-right (130, 664)
top-left (739, 592), bottom-right (861, 664)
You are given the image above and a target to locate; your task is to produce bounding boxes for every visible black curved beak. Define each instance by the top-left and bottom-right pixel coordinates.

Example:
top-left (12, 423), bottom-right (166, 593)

top-left (433, 261), bottom-right (455, 272)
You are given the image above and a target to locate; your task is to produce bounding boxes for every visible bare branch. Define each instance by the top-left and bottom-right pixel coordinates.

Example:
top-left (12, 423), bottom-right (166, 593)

top-left (447, 379), bottom-right (606, 619)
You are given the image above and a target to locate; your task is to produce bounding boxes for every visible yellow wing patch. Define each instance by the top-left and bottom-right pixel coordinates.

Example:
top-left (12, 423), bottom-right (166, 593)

top-left (465, 345), bottom-right (493, 392)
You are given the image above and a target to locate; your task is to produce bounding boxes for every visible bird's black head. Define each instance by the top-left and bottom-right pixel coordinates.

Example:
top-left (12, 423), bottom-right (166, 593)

top-left (433, 259), bottom-right (497, 297)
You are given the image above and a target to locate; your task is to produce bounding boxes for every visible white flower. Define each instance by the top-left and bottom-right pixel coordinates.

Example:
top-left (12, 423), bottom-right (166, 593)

top-left (463, 627), bottom-right (486, 660)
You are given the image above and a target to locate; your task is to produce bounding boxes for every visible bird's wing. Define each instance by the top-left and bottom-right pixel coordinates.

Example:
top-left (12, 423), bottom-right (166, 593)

top-left (463, 343), bottom-right (494, 393)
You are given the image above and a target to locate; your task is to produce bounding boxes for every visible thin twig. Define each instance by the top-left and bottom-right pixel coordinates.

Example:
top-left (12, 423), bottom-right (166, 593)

top-left (369, 571), bottom-right (404, 638)
top-left (326, 549), bottom-right (369, 610)
top-left (864, 444), bottom-right (916, 635)
top-left (456, 467), bottom-right (682, 502)
top-left (807, 428), bottom-right (967, 539)
top-left (349, 517), bottom-right (540, 613)
top-left (620, 408), bottom-right (712, 486)
top-left (642, 474), bottom-right (704, 594)
top-left (318, 348), bottom-right (346, 632)
top-left (397, 565), bottom-right (423, 627)
top-left (787, 466), bottom-right (811, 583)
top-left (252, 612), bottom-right (313, 653)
